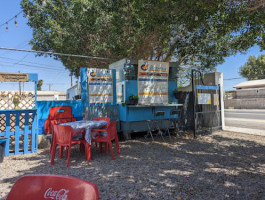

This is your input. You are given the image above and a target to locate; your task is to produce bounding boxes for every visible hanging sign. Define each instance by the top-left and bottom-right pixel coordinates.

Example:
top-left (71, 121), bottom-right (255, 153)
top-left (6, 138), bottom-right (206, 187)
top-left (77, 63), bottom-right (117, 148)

top-left (0, 73), bottom-right (28, 82)
top-left (88, 68), bottom-right (113, 103)
top-left (213, 94), bottom-right (219, 106)
top-left (197, 93), bottom-right (211, 104)
top-left (138, 60), bottom-right (169, 104)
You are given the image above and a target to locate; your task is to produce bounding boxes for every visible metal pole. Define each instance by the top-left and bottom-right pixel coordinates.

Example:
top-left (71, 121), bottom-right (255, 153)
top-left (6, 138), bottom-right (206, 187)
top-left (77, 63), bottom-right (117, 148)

top-left (34, 80), bottom-right (37, 108)
top-left (71, 72), bottom-right (73, 87)
top-left (219, 73), bottom-right (225, 129)
top-left (19, 82), bottom-right (21, 95)
top-left (47, 83), bottom-right (52, 91)
top-left (18, 71), bottom-right (21, 95)
top-left (191, 69), bottom-right (196, 138)
top-left (218, 84), bottom-right (222, 129)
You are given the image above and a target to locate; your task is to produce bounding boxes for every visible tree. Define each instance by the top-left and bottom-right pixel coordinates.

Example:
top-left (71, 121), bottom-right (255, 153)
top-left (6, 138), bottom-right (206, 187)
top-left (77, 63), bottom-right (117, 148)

top-left (240, 55), bottom-right (265, 80)
top-left (37, 79), bottom-right (43, 91)
top-left (20, 0), bottom-right (265, 77)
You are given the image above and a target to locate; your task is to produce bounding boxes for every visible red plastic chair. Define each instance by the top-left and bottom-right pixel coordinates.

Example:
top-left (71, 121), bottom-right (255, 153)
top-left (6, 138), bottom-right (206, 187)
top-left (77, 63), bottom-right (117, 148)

top-left (93, 117), bottom-right (110, 125)
top-left (44, 106), bottom-right (76, 134)
top-left (6, 174), bottom-right (99, 200)
top-left (50, 125), bottom-right (89, 167)
top-left (91, 121), bottom-right (121, 160)
top-left (92, 117), bottom-right (111, 150)
top-left (49, 120), bottom-right (86, 155)
top-left (49, 121), bottom-right (83, 155)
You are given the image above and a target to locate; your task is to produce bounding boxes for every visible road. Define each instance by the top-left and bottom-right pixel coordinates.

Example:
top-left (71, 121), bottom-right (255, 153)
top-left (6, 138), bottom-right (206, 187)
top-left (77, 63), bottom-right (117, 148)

top-left (225, 109), bottom-right (265, 131)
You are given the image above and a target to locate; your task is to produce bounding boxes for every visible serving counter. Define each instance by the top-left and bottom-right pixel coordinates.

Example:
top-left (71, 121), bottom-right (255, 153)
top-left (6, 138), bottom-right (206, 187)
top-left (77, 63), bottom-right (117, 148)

top-left (127, 104), bottom-right (183, 107)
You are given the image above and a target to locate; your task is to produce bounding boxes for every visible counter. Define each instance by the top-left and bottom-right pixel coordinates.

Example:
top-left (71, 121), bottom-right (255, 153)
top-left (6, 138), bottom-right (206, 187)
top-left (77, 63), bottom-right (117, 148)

top-left (127, 104), bottom-right (183, 107)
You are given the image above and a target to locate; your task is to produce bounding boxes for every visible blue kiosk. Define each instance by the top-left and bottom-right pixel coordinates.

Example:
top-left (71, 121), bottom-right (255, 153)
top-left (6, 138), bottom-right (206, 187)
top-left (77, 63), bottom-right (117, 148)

top-left (79, 58), bottom-right (181, 139)
top-left (109, 58), bottom-right (182, 139)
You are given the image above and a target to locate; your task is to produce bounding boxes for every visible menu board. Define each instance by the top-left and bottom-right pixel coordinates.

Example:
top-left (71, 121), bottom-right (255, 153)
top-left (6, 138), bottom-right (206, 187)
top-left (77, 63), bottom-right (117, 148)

top-left (88, 68), bottom-right (113, 103)
top-left (138, 60), bottom-right (169, 104)
top-left (197, 93), bottom-right (211, 104)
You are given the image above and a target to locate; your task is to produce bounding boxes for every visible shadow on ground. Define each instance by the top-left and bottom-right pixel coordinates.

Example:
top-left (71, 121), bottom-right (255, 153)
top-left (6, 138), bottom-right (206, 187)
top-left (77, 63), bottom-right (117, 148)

top-left (1, 131), bottom-right (265, 200)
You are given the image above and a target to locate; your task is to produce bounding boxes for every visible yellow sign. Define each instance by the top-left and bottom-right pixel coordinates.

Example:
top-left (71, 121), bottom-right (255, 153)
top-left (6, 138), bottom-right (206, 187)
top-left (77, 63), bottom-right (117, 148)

top-left (0, 73), bottom-right (29, 82)
top-left (197, 93), bottom-right (211, 104)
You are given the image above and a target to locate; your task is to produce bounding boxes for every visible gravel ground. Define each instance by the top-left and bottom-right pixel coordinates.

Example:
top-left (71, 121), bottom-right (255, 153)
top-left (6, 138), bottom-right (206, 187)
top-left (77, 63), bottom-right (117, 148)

top-left (1, 131), bottom-right (265, 200)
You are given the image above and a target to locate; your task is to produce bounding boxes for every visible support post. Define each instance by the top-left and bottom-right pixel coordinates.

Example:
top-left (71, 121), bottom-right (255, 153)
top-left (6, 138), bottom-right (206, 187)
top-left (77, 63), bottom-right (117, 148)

top-left (191, 69), bottom-right (196, 138)
top-left (219, 73), bottom-right (225, 129)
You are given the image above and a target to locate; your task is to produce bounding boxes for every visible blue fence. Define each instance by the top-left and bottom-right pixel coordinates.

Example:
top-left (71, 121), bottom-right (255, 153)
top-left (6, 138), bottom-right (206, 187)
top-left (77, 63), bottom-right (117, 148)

top-left (0, 109), bottom-right (38, 156)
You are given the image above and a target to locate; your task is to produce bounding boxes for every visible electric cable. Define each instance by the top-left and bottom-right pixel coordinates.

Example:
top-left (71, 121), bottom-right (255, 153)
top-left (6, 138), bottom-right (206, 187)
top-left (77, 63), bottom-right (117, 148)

top-left (0, 60), bottom-right (67, 72)
top-left (0, 56), bottom-right (66, 69)
top-left (0, 47), bottom-right (117, 61)
top-left (0, 11), bottom-right (23, 28)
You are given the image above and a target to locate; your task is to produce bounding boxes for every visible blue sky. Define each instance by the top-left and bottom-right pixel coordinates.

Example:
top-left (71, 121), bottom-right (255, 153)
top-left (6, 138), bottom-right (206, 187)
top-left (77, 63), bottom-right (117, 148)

top-left (0, 1), bottom-right (265, 92)
top-left (217, 45), bottom-right (265, 90)
top-left (0, 0), bottom-right (77, 92)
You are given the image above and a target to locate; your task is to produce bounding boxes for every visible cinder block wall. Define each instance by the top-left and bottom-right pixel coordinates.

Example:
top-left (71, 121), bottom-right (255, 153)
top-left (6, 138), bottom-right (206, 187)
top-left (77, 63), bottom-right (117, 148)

top-left (236, 88), bottom-right (265, 99)
top-left (224, 98), bottom-right (265, 109)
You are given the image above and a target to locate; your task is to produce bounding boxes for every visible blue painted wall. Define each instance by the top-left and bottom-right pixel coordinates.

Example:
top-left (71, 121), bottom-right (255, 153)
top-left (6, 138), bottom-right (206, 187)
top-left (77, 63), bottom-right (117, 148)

top-left (168, 81), bottom-right (178, 103)
top-left (28, 73), bottom-right (38, 82)
top-left (112, 70), bottom-right (117, 105)
top-left (125, 80), bottom-right (137, 99)
top-left (119, 105), bottom-right (179, 122)
top-left (80, 67), bottom-right (89, 107)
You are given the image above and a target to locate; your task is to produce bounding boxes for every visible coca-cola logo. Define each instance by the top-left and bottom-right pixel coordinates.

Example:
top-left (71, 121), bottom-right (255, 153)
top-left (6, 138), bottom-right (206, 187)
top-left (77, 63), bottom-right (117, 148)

top-left (44, 188), bottom-right (69, 200)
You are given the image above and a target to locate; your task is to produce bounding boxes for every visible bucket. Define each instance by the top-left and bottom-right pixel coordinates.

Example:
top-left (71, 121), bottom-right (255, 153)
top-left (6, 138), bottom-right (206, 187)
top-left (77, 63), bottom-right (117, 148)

top-left (0, 137), bottom-right (7, 163)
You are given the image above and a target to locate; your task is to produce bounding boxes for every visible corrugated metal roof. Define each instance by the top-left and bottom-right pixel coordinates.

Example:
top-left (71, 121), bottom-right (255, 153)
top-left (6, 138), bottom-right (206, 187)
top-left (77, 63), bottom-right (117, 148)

top-left (234, 79), bottom-right (265, 89)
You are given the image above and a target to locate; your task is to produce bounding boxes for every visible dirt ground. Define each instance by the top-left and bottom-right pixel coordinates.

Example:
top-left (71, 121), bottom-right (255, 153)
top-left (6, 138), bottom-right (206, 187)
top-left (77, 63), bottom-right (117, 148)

top-left (0, 131), bottom-right (265, 200)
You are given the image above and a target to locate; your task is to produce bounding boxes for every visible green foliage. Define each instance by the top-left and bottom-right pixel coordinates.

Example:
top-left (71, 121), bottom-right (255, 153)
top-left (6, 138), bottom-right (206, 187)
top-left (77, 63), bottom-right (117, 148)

top-left (121, 101), bottom-right (126, 107)
top-left (20, 0), bottom-right (265, 77)
top-left (240, 55), bottom-right (265, 80)
top-left (127, 95), bottom-right (138, 105)
top-left (129, 95), bottom-right (138, 100)
top-left (37, 79), bottom-right (43, 91)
